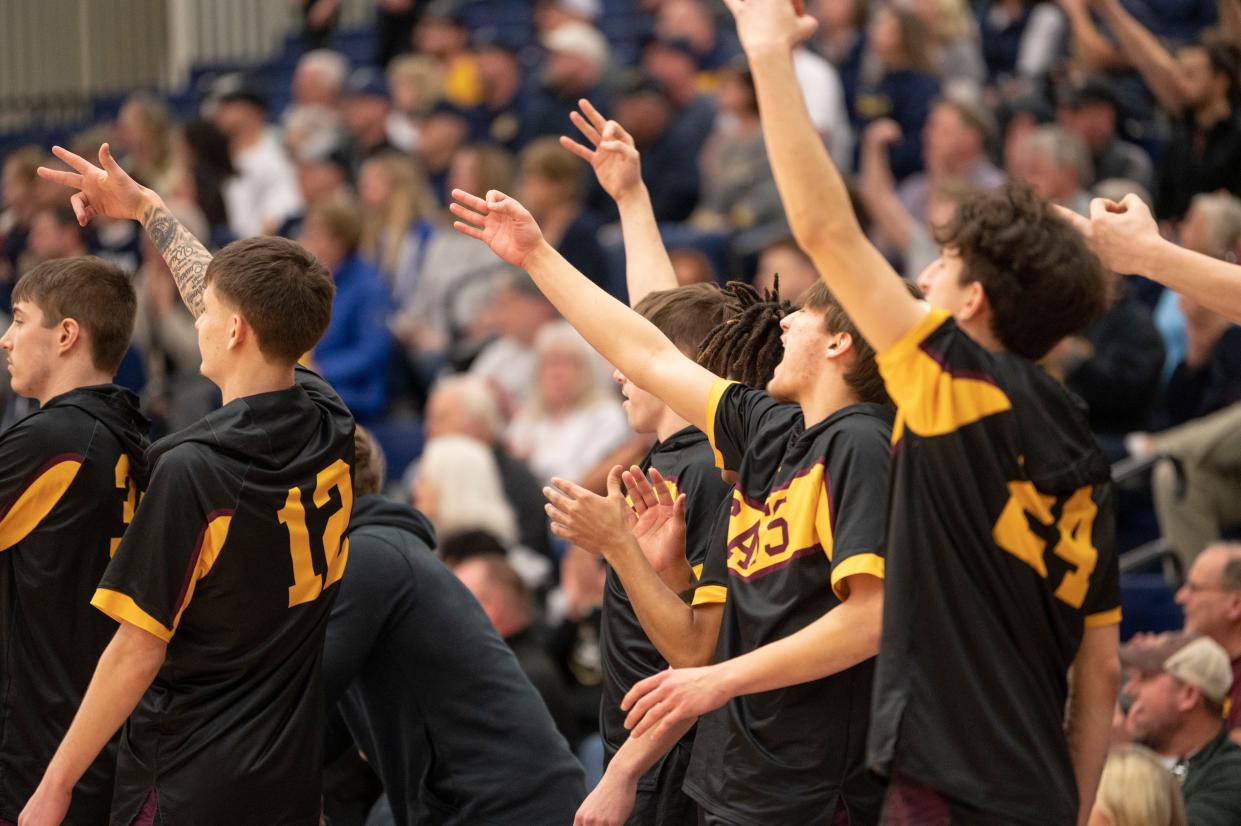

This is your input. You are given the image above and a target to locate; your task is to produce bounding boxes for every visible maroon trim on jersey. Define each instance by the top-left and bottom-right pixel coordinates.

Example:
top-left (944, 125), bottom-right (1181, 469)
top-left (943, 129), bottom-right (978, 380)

top-left (170, 508), bottom-right (236, 618)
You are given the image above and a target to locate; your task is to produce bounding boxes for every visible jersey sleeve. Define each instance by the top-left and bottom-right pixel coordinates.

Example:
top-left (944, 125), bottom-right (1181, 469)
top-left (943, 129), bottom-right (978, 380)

top-left (819, 420), bottom-right (892, 601)
top-left (703, 380), bottom-right (784, 472)
top-left (691, 495), bottom-right (733, 607)
top-left (875, 307), bottom-right (1013, 439)
top-left (0, 416), bottom-right (86, 553)
top-left (92, 449), bottom-right (236, 642)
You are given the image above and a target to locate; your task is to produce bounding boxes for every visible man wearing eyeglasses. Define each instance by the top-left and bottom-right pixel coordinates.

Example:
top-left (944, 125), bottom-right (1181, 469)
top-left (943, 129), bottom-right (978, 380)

top-left (1177, 542), bottom-right (1241, 743)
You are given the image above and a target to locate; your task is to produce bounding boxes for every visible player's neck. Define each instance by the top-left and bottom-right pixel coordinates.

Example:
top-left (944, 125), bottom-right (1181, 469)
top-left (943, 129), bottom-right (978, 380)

top-left (37, 365), bottom-right (113, 406)
top-left (958, 315), bottom-right (1006, 354)
top-left (654, 407), bottom-right (691, 442)
top-left (216, 360), bottom-right (295, 405)
top-left (798, 378), bottom-right (858, 429)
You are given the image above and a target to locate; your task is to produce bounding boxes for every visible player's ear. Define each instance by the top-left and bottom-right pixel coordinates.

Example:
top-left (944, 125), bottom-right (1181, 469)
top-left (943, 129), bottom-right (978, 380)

top-left (226, 313), bottom-right (245, 351)
top-left (57, 317), bottom-right (82, 354)
top-left (959, 279), bottom-right (987, 322)
top-left (824, 330), bottom-right (853, 361)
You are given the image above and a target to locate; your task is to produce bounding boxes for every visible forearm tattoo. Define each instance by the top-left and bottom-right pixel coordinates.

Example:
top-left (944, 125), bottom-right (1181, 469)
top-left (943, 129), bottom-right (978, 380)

top-left (142, 203), bottom-right (210, 317)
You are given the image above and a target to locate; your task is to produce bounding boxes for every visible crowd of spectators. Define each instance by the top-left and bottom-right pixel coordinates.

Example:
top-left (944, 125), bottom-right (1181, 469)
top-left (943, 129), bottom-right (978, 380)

top-left (6, 0), bottom-right (1241, 817)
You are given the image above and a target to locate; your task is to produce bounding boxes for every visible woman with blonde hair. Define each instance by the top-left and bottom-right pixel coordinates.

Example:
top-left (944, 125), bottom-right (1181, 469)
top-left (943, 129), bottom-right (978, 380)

top-left (1088, 744), bottom-right (1186, 826)
top-left (356, 151), bottom-right (441, 279)
top-left (116, 92), bottom-right (178, 195)
top-left (506, 321), bottom-right (629, 484)
top-left (911, 0), bottom-right (986, 94)
top-left (412, 434), bottom-right (518, 546)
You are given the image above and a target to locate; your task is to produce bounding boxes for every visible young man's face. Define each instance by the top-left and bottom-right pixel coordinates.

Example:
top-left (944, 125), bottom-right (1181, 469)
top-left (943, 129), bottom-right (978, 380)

top-left (615, 368), bottom-right (666, 434)
top-left (916, 249), bottom-right (972, 317)
top-left (0, 301), bottom-right (56, 400)
top-left (195, 282), bottom-right (234, 387)
top-left (767, 307), bottom-right (830, 403)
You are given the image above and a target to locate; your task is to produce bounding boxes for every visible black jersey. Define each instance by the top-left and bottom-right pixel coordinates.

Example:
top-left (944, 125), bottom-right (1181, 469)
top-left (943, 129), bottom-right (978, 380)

top-left (683, 380), bottom-right (891, 826)
top-left (599, 428), bottom-right (732, 784)
top-left (0, 386), bottom-right (148, 825)
top-left (92, 368), bottom-right (354, 826)
top-left (868, 310), bottom-right (1120, 826)
top-left (325, 494), bottom-right (585, 826)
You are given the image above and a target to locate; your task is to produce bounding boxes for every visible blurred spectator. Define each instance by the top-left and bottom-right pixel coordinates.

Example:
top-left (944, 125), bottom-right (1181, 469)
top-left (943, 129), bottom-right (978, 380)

top-left (374, 0), bottom-right (422, 69)
top-left (546, 544), bottom-right (606, 776)
top-left (286, 49), bottom-right (350, 117)
top-left (469, 271), bottom-right (558, 413)
top-left (116, 93), bottom-right (179, 196)
top-left (898, 96), bottom-right (1005, 224)
top-left (282, 102), bottom-right (347, 171)
top-left (641, 36), bottom-right (717, 154)
top-left (1010, 124), bottom-right (1093, 213)
top-left (1057, 76), bottom-right (1154, 192)
top-left (297, 0), bottom-right (341, 52)
top-left (416, 101), bottom-right (471, 201)
top-left (210, 73), bottom-right (302, 238)
top-left (516, 138), bottom-right (611, 292)
top-left (808, 0), bottom-right (867, 120)
top-left (754, 238), bottom-right (818, 302)
top-left (1000, 93), bottom-right (1053, 179)
top-left (424, 374), bottom-right (554, 560)
top-left (1122, 635), bottom-right (1241, 824)
top-left (413, 0), bottom-right (481, 107)
top-left (279, 135), bottom-right (351, 239)
top-left (26, 205), bottom-right (89, 263)
top-left (912, 0), bottom-right (986, 96)
top-left (505, 321), bottom-right (629, 484)
top-left (668, 247), bottom-right (718, 286)
top-left (175, 119), bottom-right (236, 244)
top-left (979, 0), bottom-right (1066, 86)
top-left (300, 197), bottom-right (393, 422)
top-left (356, 151), bottom-right (439, 284)
top-left (0, 147), bottom-right (43, 308)
top-left (386, 54), bottom-right (444, 150)
top-left (342, 68), bottom-right (397, 171)
top-left (535, 0), bottom-right (602, 34)
top-left (655, 0), bottom-right (742, 75)
top-left (1088, 744), bottom-right (1186, 826)
top-left (453, 554), bottom-right (580, 745)
top-left (412, 435), bottom-right (521, 548)
top-left (526, 21), bottom-right (612, 141)
top-left (1176, 543), bottom-right (1241, 741)
top-left (132, 201), bottom-right (218, 434)
top-left (468, 29), bottom-right (535, 152)
top-left (1162, 294), bottom-right (1241, 429)
top-left (1091, 0), bottom-right (1241, 221)
top-left (591, 73), bottom-right (700, 226)
top-left (691, 64), bottom-right (784, 258)
top-left (854, 3), bottom-right (941, 180)
top-left (1045, 263), bottom-right (1164, 444)
top-left (792, 45), bottom-right (854, 168)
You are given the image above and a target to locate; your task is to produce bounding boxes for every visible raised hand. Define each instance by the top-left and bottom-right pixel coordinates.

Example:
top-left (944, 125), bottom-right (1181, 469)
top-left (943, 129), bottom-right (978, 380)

top-left (621, 466), bottom-right (689, 577)
top-left (36, 144), bottom-right (155, 225)
top-left (450, 188), bottom-right (546, 268)
top-left (862, 118), bottom-right (903, 150)
top-left (559, 99), bottom-right (644, 203)
top-left (544, 466), bottom-right (635, 556)
top-left (723, 0), bottom-right (818, 56)
top-left (1056, 193), bottom-right (1162, 276)
top-left (620, 664), bottom-right (730, 738)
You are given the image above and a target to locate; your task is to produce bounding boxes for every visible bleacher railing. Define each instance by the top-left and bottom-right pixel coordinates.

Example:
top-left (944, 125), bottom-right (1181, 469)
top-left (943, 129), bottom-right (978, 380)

top-left (0, 0), bottom-right (373, 134)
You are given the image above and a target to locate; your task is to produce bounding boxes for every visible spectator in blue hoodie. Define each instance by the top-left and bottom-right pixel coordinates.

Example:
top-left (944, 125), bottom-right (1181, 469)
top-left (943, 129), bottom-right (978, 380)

top-left (300, 196), bottom-right (393, 421)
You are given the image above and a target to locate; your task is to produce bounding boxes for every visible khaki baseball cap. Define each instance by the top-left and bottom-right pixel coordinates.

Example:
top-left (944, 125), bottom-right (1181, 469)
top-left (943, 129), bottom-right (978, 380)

top-left (1122, 633), bottom-right (1234, 705)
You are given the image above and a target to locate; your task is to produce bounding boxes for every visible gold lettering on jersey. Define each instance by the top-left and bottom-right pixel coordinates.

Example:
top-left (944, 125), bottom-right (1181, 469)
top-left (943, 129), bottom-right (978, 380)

top-left (109, 454), bottom-right (138, 557)
top-left (992, 482), bottom-right (1100, 610)
top-left (282, 459), bottom-right (353, 607)
top-left (726, 463), bottom-right (829, 580)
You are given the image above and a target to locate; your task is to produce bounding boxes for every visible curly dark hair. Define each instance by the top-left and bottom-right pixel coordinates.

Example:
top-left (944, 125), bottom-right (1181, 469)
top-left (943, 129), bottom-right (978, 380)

top-left (696, 279), bottom-right (790, 388)
top-left (936, 183), bottom-right (1107, 360)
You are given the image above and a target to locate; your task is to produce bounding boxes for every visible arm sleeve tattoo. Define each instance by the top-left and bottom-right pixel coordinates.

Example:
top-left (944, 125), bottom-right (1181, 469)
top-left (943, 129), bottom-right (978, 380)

top-left (142, 203), bottom-right (211, 318)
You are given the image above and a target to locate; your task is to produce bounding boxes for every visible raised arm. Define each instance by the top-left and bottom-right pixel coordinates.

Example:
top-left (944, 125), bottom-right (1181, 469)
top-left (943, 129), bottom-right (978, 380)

top-left (38, 144), bottom-right (210, 317)
top-left (561, 99), bottom-right (680, 306)
top-left (1091, 0), bottom-right (1186, 114)
top-left (1057, 0), bottom-right (1128, 72)
top-left (450, 188), bottom-right (718, 432)
top-left (725, 0), bottom-right (925, 353)
top-left (1061, 195), bottom-right (1241, 323)
top-left (1065, 623), bottom-right (1120, 826)
top-left (857, 119), bottom-right (916, 252)
top-left (1222, 0), bottom-right (1241, 54)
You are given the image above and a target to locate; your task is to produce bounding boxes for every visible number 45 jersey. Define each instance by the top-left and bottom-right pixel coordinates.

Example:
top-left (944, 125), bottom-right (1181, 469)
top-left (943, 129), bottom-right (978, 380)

top-left (93, 367), bottom-right (354, 826)
top-left (869, 310), bottom-right (1120, 826)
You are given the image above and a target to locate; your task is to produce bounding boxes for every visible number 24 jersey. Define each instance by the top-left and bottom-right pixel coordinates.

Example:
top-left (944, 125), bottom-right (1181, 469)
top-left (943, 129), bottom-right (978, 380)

top-left (93, 367), bottom-right (355, 826)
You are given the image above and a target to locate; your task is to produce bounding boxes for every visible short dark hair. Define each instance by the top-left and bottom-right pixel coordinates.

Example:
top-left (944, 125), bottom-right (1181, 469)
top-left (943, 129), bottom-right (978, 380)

top-left (354, 425), bottom-right (386, 496)
top-left (206, 236), bottom-right (335, 363)
top-left (936, 183), bottom-right (1107, 360)
top-left (13, 257), bottom-right (136, 373)
top-left (634, 283), bottom-right (734, 358)
top-left (799, 281), bottom-right (891, 407)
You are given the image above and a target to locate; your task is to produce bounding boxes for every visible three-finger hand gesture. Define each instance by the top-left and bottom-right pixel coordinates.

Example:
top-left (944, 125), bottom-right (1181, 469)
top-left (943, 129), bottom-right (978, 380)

top-left (37, 143), bottom-right (156, 225)
top-left (450, 188), bottom-right (547, 268)
top-left (559, 99), bottom-right (644, 203)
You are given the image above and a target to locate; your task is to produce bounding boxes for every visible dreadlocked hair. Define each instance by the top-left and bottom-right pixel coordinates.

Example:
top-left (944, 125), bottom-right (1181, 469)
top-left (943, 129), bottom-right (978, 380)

top-left (696, 277), bottom-right (791, 388)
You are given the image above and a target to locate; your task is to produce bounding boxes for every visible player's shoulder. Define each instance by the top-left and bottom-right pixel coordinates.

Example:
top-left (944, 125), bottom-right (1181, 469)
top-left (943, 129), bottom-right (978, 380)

top-left (825, 402), bottom-right (895, 442)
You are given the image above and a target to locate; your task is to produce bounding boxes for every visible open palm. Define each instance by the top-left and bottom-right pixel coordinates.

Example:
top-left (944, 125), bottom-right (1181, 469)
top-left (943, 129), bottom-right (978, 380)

top-left (624, 467), bottom-right (688, 576)
top-left (450, 188), bottom-right (546, 268)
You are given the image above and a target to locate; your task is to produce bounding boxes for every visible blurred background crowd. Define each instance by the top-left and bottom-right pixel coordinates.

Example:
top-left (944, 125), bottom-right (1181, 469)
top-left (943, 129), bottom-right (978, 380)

top-left (3, 0), bottom-right (1241, 821)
